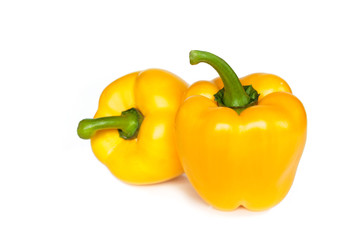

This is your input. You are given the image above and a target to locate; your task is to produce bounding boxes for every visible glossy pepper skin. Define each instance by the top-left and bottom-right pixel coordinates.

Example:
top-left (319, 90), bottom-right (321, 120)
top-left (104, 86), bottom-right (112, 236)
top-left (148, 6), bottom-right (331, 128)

top-left (78, 69), bottom-right (188, 184)
top-left (176, 51), bottom-right (307, 211)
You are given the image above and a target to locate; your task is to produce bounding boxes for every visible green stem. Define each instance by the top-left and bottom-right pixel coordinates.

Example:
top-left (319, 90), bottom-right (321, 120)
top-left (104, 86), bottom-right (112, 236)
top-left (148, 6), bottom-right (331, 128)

top-left (77, 108), bottom-right (144, 140)
top-left (189, 50), bottom-right (250, 108)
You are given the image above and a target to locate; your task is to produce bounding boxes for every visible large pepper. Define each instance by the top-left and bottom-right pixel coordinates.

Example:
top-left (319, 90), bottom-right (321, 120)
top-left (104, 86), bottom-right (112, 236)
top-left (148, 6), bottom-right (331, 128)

top-left (78, 69), bottom-right (188, 184)
top-left (176, 51), bottom-right (307, 211)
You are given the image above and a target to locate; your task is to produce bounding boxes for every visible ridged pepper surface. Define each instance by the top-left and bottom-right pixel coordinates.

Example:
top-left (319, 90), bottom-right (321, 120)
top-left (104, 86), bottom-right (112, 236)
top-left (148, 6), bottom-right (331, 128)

top-left (176, 51), bottom-right (307, 211)
top-left (78, 69), bottom-right (187, 184)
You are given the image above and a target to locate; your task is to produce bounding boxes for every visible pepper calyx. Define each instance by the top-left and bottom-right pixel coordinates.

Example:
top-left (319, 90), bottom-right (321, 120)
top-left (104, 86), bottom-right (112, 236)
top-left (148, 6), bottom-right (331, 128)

top-left (214, 85), bottom-right (259, 114)
top-left (118, 108), bottom-right (144, 140)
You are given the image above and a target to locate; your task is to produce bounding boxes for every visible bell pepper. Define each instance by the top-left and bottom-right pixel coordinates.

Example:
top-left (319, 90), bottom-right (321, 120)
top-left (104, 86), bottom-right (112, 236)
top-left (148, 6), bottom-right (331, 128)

top-left (175, 51), bottom-right (307, 211)
top-left (77, 69), bottom-right (188, 184)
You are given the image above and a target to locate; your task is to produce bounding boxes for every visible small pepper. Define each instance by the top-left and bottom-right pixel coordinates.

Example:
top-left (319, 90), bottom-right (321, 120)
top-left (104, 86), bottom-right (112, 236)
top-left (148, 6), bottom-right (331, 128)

top-left (78, 69), bottom-right (188, 184)
top-left (175, 51), bottom-right (307, 211)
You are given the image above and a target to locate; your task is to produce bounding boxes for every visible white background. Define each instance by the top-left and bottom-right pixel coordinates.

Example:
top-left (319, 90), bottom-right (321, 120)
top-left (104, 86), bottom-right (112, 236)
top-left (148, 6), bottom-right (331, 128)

top-left (1, 0), bottom-right (359, 239)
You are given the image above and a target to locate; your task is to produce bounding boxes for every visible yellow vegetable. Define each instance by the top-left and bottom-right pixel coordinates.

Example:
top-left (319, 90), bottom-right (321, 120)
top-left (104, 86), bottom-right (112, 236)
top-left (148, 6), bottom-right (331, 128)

top-left (176, 51), bottom-right (307, 211)
top-left (78, 69), bottom-right (188, 184)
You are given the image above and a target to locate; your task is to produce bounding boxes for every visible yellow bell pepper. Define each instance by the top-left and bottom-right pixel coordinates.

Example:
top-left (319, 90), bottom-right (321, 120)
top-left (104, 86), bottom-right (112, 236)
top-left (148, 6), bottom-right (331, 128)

top-left (176, 51), bottom-right (307, 211)
top-left (78, 69), bottom-right (188, 184)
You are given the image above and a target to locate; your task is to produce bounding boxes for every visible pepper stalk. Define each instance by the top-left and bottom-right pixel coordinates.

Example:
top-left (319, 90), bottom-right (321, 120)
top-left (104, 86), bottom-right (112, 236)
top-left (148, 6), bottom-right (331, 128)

top-left (189, 50), bottom-right (259, 113)
top-left (77, 108), bottom-right (143, 140)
